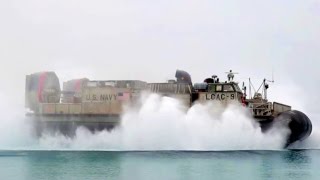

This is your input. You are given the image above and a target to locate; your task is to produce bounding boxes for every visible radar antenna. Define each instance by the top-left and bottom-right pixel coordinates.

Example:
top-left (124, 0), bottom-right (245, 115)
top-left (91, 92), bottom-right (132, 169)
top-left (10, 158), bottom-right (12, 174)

top-left (225, 70), bottom-right (238, 82)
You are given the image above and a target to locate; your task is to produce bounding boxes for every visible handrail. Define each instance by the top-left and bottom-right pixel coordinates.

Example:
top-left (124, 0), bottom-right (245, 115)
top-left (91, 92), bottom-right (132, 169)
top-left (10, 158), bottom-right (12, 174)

top-left (249, 102), bottom-right (273, 116)
top-left (248, 102), bottom-right (272, 109)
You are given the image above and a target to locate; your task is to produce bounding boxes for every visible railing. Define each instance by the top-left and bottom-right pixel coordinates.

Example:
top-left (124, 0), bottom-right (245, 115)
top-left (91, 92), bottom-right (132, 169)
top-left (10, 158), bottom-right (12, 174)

top-left (248, 102), bottom-right (273, 117)
top-left (39, 103), bottom-right (82, 115)
top-left (148, 83), bottom-right (192, 94)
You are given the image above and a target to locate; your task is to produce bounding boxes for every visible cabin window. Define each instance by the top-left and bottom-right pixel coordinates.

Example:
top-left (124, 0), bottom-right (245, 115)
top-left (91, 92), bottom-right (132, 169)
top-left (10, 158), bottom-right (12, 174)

top-left (208, 84), bottom-right (216, 92)
top-left (223, 85), bottom-right (234, 92)
top-left (234, 85), bottom-right (241, 92)
top-left (216, 85), bottom-right (222, 92)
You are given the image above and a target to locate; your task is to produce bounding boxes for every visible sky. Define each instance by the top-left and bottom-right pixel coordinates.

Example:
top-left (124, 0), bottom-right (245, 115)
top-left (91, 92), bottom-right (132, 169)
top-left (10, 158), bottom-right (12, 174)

top-left (0, 0), bottom-right (319, 115)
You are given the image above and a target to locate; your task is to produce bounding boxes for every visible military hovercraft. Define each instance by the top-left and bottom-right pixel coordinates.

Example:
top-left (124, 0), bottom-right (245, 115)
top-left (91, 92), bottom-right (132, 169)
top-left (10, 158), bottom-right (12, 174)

top-left (25, 70), bottom-right (312, 147)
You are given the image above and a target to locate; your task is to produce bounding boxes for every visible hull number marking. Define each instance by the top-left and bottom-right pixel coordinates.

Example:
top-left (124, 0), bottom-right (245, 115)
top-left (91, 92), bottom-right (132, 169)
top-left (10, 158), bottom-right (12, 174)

top-left (205, 93), bottom-right (235, 101)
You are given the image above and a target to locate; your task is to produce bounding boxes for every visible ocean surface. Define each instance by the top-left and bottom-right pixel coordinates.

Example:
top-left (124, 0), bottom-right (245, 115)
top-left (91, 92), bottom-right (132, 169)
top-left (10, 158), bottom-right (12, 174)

top-left (0, 150), bottom-right (319, 180)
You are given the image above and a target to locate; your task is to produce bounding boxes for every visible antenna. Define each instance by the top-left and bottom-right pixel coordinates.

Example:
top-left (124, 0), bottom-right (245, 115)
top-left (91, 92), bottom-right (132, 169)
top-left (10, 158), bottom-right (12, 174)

top-left (248, 78), bottom-right (257, 99)
top-left (266, 68), bottom-right (275, 83)
top-left (249, 78), bottom-right (252, 99)
top-left (247, 69), bottom-right (275, 100)
top-left (242, 82), bottom-right (247, 98)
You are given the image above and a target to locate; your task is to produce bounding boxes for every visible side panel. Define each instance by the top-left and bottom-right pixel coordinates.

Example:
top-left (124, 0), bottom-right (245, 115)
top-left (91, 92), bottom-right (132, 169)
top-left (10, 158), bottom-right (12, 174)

top-left (81, 86), bottom-right (131, 114)
top-left (55, 104), bottom-right (70, 114)
top-left (273, 102), bottom-right (291, 115)
top-left (69, 104), bottom-right (82, 114)
top-left (40, 104), bottom-right (56, 114)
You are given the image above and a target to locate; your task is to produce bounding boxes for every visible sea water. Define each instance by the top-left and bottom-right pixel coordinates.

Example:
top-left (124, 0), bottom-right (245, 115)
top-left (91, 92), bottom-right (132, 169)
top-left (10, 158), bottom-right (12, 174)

top-left (0, 150), bottom-right (319, 180)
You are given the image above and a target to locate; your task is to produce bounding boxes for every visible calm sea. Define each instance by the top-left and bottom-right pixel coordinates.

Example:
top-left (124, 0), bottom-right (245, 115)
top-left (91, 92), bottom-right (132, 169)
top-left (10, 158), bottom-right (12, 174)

top-left (0, 150), bottom-right (319, 180)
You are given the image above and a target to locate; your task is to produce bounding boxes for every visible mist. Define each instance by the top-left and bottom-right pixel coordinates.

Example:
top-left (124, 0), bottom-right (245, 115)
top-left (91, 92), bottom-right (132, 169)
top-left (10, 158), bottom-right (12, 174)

top-left (0, 0), bottom-right (319, 150)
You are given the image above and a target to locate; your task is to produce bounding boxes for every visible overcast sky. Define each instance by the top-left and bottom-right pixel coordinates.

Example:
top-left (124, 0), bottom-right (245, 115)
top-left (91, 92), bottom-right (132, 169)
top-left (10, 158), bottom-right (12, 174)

top-left (0, 0), bottom-right (319, 115)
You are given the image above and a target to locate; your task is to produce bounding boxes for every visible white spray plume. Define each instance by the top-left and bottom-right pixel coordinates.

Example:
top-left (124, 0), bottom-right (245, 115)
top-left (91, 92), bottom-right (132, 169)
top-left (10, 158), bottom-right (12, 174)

top-left (36, 93), bottom-right (288, 151)
top-left (3, 91), bottom-right (320, 151)
top-left (0, 93), bottom-right (35, 149)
